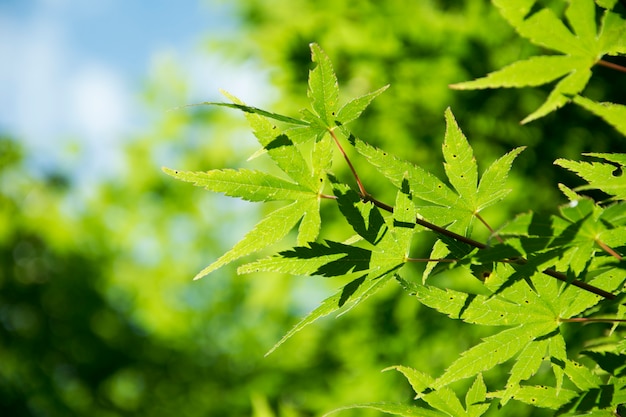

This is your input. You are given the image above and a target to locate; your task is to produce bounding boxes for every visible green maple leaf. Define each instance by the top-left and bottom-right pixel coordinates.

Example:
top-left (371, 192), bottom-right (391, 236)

top-left (307, 43), bottom-right (388, 129)
top-left (163, 95), bottom-right (326, 280)
top-left (348, 367), bottom-right (487, 416)
top-left (162, 168), bottom-right (318, 202)
top-left (402, 255), bottom-right (624, 398)
top-left (403, 273), bottom-right (557, 390)
top-left (165, 45), bottom-right (388, 281)
top-left (386, 366), bottom-right (487, 417)
top-left (355, 108), bottom-right (523, 230)
top-left (355, 108), bottom-right (523, 279)
top-left (488, 182), bottom-right (625, 283)
top-left (452, 0), bottom-right (626, 123)
top-left (328, 368), bottom-right (486, 416)
top-left (324, 403), bottom-right (447, 417)
top-left (555, 153), bottom-right (626, 200)
top-left (308, 43), bottom-right (340, 127)
top-left (240, 187), bottom-right (416, 354)
top-left (573, 97), bottom-right (626, 136)
top-left (489, 385), bottom-right (578, 410)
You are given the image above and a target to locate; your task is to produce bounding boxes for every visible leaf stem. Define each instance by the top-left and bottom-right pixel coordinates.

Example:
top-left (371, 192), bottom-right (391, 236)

top-left (475, 212), bottom-right (504, 244)
top-left (328, 129), bottom-right (368, 196)
top-left (559, 317), bottom-right (626, 323)
top-left (597, 59), bottom-right (626, 74)
top-left (596, 238), bottom-right (623, 261)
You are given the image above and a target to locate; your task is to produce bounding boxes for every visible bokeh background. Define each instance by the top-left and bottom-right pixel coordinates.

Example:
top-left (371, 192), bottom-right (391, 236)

top-left (2, 1), bottom-right (625, 416)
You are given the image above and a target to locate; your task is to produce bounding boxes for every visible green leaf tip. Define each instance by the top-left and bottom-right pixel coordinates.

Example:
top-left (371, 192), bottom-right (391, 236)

top-left (308, 43), bottom-right (339, 127)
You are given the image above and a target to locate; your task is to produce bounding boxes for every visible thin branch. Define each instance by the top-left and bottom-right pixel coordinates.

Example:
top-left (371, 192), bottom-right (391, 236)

top-left (559, 317), bottom-right (626, 323)
top-left (541, 267), bottom-right (616, 300)
top-left (597, 59), bottom-right (626, 74)
top-left (406, 257), bottom-right (457, 263)
top-left (363, 194), bottom-right (488, 249)
top-left (328, 130), bottom-right (617, 300)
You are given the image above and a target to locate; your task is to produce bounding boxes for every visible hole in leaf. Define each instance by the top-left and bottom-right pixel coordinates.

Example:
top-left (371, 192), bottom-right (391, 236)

top-left (612, 166), bottom-right (623, 177)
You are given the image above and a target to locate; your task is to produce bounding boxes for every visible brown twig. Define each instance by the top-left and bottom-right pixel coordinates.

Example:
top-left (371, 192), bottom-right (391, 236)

top-left (559, 317), bottom-right (626, 323)
top-left (328, 129), bottom-right (617, 300)
top-left (406, 258), bottom-right (457, 263)
top-left (362, 194), bottom-right (489, 249)
top-left (597, 59), bottom-right (626, 74)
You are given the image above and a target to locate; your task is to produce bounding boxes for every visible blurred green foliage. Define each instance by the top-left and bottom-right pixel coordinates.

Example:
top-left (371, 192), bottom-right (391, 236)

top-left (2, 1), bottom-right (625, 416)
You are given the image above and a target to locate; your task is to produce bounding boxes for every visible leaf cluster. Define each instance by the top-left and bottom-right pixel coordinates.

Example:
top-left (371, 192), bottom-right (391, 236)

top-left (451, 0), bottom-right (626, 134)
top-left (166, 3), bottom-right (626, 414)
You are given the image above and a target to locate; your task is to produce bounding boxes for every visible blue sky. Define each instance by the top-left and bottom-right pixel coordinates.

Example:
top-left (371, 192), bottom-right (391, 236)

top-left (0, 0), bottom-right (271, 180)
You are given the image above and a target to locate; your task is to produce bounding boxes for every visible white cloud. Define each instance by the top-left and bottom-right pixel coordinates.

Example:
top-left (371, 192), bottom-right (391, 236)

top-left (0, 5), bottom-right (132, 181)
top-left (186, 53), bottom-right (277, 105)
top-left (0, 0), bottom-right (269, 183)
top-left (68, 63), bottom-right (130, 141)
top-left (1, 15), bottom-right (68, 147)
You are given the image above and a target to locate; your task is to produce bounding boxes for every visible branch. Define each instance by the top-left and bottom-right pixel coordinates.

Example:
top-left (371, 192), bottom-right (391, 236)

top-left (560, 317), bottom-right (626, 323)
top-left (330, 130), bottom-right (617, 300)
top-left (597, 59), bottom-right (626, 74)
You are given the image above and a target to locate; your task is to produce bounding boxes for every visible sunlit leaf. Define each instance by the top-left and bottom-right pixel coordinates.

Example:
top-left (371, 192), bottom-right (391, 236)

top-left (490, 385), bottom-right (578, 409)
top-left (432, 321), bottom-right (557, 389)
top-left (388, 366), bottom-right (468, 417)
top-left (265, 271), bottom-right (394, 355)
top-left (324, 403), bottom-right (447, 417)
top-left (308, 43), bottom-right (339, 126)
top-left (466, 374), bottom-right (489, 417)
top-left (162, 168), bottom-right (316, 202)
top-left (196, 98), bottom-right (308, 126)
top-left (500, 339), bottom-right (549, 405)
top-left (238, 241), bottom-right (371, 277)
top-left (192, 200), bottom-right (312, 279)
top-left (573, 97), bottom-right (626, 137)
top-left (442, 108), bottom-right (478, 209)
top-left (555, 153), bottom-right (626, 200)
top-left (454, 0), bottom-right (621, 123)
top-left (450, 56), bottom-right (587, 90)
top-left (336, 84), bottom-right (389, 126)
top-left (476, 147), bottom-right (525, 211)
